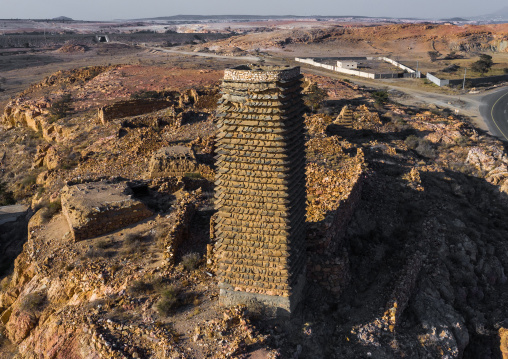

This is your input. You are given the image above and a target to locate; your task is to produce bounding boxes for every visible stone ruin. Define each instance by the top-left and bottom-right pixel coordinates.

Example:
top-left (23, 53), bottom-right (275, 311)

top-left (148, 145), bottom-right (216, 184)
top-left (214, 65), bottom-right (307, 316)
top-left (61, 181), bottom-right (152, 242)
top-left (148, 146), bottom-right (199, 178)
top-left (98, 98), bottom-right (173, 124)
top-left (334, 104), bottom-right (354, 127)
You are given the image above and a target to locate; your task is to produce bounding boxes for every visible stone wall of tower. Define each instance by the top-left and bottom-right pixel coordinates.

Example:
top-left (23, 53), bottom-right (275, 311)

top-left (215, 65), bottom-right (307, 316)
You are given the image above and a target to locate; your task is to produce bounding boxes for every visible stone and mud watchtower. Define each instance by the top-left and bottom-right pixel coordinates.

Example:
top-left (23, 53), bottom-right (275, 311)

top-left (215, 64), bottom-right (307, 316)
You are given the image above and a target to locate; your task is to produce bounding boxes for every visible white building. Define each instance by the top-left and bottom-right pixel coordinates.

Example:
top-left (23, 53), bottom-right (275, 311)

top-left (337, 61), bottom-right (358, 69)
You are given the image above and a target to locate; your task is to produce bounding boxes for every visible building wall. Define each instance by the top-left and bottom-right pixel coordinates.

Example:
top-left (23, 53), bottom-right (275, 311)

top-left (426, 73), bottom-right (450, 87)
top-left (296, 57), bottom-right (421, 79)
top-left (295, 58), bottom-right (377, 79)
top-left (337, 61), bottom-right (358, 69)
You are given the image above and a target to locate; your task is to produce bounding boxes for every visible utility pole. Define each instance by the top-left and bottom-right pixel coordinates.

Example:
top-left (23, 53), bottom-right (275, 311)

top-left (416, 61), bottom-right (419, 78)
top-left (462, 68), bottom-right (467, 90)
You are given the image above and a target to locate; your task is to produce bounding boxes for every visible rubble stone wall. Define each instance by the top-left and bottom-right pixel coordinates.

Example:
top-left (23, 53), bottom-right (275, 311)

top-left (63, 204), bottom-right (151, 242)
top-left (215, 65), bottom-right (307, 315)
top-left (318, 174), bottom-right (364, 253)
top-left (307, 174), bottom-right (364, 295)
top-left (98, 99), bottom-right (173, 123)
top-left (161, 191), bottom-right (199, 264)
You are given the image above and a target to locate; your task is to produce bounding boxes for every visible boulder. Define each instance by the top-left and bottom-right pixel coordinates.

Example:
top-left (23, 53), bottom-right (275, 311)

top-left (6, 309), bottom-right (38, 344)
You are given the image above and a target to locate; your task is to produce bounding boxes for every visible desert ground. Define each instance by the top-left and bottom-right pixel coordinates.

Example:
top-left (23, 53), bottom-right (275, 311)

top-left (1, 18), bottom-right (508, 358)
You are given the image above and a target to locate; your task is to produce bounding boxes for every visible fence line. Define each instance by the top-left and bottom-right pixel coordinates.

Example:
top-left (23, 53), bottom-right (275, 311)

top-left (295, 57), bottom-right (421, 79)
top-left (426, 72), bottom-right (508, 87)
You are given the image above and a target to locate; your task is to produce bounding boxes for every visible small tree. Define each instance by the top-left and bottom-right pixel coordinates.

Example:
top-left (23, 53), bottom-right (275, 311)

top-left (479, 54), bottom-right (493, 66)
top-left (372, 90), bottom-right (389, 105)
top-left (471, 54), bottom-right (493, 75)
top-left (303, 83), bottom-right (327, 112)
top-left (0, 77), bottom-right (5, 92)
top-left (428, 51), bottom-right (440, 62)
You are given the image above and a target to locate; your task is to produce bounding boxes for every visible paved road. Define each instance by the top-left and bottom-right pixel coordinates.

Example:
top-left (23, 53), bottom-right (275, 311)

top-left (286, 63), bottom-right (489, 126)
top-left (479, 87), bottom-right (508, 142)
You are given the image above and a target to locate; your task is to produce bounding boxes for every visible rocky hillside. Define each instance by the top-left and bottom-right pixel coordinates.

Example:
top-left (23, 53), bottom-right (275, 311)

top-left (1, 65), bottom-right (508, 358)
top-left (199, 23), bottom-right (508, 56)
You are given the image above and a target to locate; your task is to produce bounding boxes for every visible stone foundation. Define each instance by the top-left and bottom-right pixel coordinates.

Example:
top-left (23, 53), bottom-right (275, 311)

top-left (61, 181), bottom-right (152, 241)
top-left (219, 270), bottom-right (306, 318)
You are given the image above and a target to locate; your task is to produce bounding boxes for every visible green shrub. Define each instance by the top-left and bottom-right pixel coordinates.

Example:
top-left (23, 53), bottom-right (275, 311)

top-left (372, 90), bottom-right (389, 105)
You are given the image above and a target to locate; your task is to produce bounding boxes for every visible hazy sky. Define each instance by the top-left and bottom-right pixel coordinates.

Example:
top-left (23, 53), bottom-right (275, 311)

top-left (1, 0), bottom-right (506, 21)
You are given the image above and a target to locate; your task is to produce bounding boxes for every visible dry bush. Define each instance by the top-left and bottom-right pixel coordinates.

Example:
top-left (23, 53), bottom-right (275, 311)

top-left (40, 199), bottom-right (62, 224)
top-left (156, 285), bottom-right (181, 316)
top-left (128, 279), bottom-right (154, 295)
top-left (0, 181), bottom-right (15, 206)
top-left (20, 291), bottom-right (46, 312)
top-left (182, 252), bottom-right (201, 271)
top-left (194, 91), bottom-right (221, 110)
top-left (0, 275), bottom-right (11, 292)
top-left (95, 239), bottom-right (110, 249)
top-left (405, 135), bottom-right (419, 150)
top-left (416, 140), bottom-right (437, 158)
top-left (84, 246), bottom-right (115, 259)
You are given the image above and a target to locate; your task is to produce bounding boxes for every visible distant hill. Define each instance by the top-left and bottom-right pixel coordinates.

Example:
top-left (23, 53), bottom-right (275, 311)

top-left (439, 17), bottom-right (469, 22)
top-left (137, 14), bottom-right (379, 21)
top-left (52, 16), bottom-right (73, 21)
top-left (469, 6), bottom-right (508, 22)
